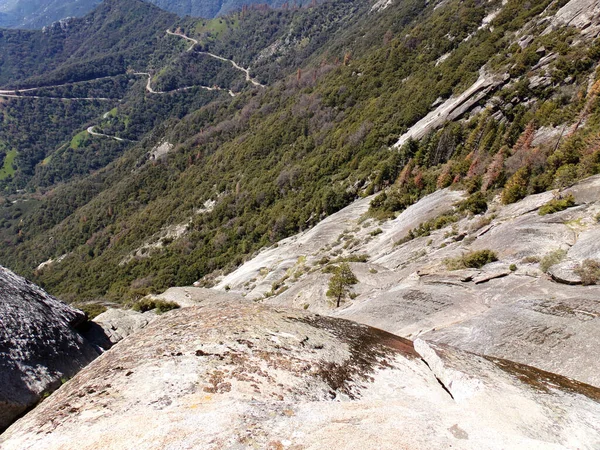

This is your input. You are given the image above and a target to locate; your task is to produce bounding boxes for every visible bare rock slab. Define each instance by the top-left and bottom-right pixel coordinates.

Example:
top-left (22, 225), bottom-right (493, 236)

top-left (2, 301), bottom-right (600, 449)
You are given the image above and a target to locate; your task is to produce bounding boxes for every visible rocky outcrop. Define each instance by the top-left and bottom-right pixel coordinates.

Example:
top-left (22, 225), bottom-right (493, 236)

top-left (0, 266), bottom-right (100, 431)
top-left (83, 287), bottom-right (245, 349)
top-left (393, 71), bottom-right (507, 148)
top-left (549, 0), bottom-right (600, 37)
top-left (83, 308), bottom-right (155, 349)
top-left (149, 285), bottom-right (244, 307)
top-left (2, 301), bottom-right (600, 449)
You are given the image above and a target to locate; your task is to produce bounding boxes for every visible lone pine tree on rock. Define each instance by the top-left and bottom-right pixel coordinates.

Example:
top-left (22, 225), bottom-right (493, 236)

top-left (326, 262), bottom-right (358, 307)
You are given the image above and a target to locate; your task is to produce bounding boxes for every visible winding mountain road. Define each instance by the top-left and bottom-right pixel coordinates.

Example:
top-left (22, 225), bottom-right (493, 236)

top-left (0, 75), bottom-right (123, 100)
top-left (2, 28), bottom-right (259, 143)
top-left (197, 51), bottom-right (265, 87)
top-left (134, 72), bottom-right (235, 96)
top-left (0, 30), bottom-right (261, 101)
top-left (166, 29), bottom-right (198, 52)
top-left (86, 126), bottom-right (127, 142)
top-left (0, 93), bottom-right (114, 101)
top-left (166, 29), bottom-right (265, 88)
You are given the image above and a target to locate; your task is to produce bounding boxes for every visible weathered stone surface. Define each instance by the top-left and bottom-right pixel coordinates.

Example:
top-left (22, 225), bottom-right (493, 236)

top-left (214, 195), bottom-right (375, 298)
top-left (546, 226), bottom-right (600, 284)
top-left (2, 301), bottom-right (600, 449)
top-left (393, 71), bottom-right (507, 148)
top-left (211, 175), bottom-right (600, 387)
top-left (550, 0), bottom-right (600, 36)
top-left (564, 174), bottom-right (600, 204)
top-left (150, 286), bottom-right (244, 307)
top-left (532, 125), bottom-right (565, 147)
top-left (565, 226), bottom-right (600, 260)
top-left (421, 277), bottom-right (600, 385)
top-left (0, 266), bottom-right (100, 431)
top-left (469, 212), bottom-right (576, 260)
top-left (548, 260), bottom-right (582, 285)
top-left (85, 288), bottom-right (245, 349)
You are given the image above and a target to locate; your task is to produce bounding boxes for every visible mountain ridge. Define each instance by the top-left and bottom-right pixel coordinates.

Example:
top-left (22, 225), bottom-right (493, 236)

top-left (0, 0), bottom-right (305, 29)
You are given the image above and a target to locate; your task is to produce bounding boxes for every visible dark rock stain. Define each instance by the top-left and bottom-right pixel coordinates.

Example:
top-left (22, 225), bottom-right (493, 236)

top-left (290, 314), bottom-right (418, 399)
top-left (487, 356), bottom-right (600, 402)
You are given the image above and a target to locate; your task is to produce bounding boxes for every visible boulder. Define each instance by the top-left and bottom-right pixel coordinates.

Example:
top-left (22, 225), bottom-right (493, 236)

top-left (2, 301), bottom-right (600, 449)
top-left (85, 308), bottom-right (155, 349)
top-left (0, 266), bottom-right (100, 431)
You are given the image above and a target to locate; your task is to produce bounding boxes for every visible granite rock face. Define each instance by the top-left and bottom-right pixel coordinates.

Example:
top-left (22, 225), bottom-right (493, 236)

top-left (0, 266), bottom-right (100, 431)
top-left (549, 0), bottom-right (600, 37)
top-left (214, 175), bottom-right (600, 387)
top-left (2, 301), bottom-right (600, 449)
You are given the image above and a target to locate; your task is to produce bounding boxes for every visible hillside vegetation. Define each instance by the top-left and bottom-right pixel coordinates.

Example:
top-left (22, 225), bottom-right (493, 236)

top-left (0, 0), bottom-right (316, 29)
top-left (0, 0), bottom-right (598, 308)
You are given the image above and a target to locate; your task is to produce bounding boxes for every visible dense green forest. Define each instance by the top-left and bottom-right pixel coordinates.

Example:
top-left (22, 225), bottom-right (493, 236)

top-left (0, 0), bottom-right (180, 87)
top-left (0, 0), bottom-right (599, 308)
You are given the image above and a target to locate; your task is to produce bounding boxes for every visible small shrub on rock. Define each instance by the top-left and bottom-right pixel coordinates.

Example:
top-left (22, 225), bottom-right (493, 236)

top-left (395, 211), bottom-right (459, 245)
top-left (317, 256), bottom-right (331, 265)
top-left (462, 250), bottom-right (498, 268)
top-left (133, 298), bottom-right (180, 314)
top-left (444, 249), bottom-right (498, 270)
top-left (332, 254), bottom-right (369, 263)
top-left (77, 303), bottom-right (107, 319)
top-left (574, 259), bottom-right (600, 285)
top-left (457, 192), bottom-right (488, 215)
top-left (538, 194), bottom-right (575, 216)
top-left (370, 228), bottom-right (383, 236)
top-left (540, 249), bottom-right (567, 273)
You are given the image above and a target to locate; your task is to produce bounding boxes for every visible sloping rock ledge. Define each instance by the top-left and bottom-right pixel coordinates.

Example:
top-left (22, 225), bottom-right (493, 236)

top-left (2, 301), bottom-right (599, 449)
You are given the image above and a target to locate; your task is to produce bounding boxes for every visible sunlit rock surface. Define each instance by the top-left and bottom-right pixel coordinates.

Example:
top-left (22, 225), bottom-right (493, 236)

top-left (2, 301), bottom-right (600, 449)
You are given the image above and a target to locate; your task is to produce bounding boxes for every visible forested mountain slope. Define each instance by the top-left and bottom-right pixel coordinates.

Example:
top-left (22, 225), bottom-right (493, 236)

top-left (0, 0), bottom-right (599, 314)
top-left (0, 0), bottom-right (274, 189)
top-left (0, 0), bottom-right (101, 29)
top-left (0, 0), bottom-right (178, 87)
top-left (0, 0), bottom-right (310, 29)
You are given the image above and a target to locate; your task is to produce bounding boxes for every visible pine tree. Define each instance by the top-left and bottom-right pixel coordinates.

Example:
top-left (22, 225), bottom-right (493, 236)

top-left (501, 166), bottom-right (530, 204)
top-left (326, 263), bottom-right (358, 307)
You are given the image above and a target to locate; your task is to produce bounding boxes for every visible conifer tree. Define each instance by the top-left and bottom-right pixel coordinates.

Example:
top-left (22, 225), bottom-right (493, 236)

top-left (326, 263), bottom-right (358, 307)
